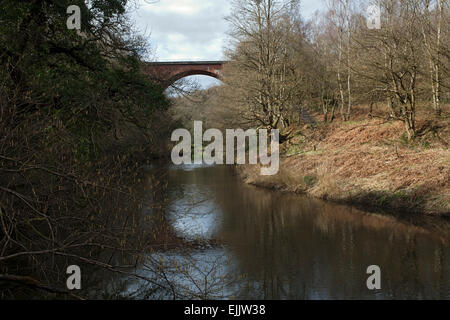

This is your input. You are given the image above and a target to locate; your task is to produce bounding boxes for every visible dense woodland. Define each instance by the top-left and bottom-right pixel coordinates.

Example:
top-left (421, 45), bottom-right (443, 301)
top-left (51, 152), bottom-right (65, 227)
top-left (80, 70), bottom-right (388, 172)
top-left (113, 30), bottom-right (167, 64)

top-left (204, 0), bottom-right (449, 142)
top-left (0, 0), bottom-right (449, 299)
top-left (0, 0), bottom-right (177, 298)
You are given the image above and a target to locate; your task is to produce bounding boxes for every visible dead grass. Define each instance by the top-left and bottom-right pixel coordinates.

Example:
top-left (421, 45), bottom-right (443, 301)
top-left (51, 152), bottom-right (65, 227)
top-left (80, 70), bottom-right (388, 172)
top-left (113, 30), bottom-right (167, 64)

top-left (309, 163), bottom-right (342, 200)
top-left (238, 104), bottom-right (450, 216)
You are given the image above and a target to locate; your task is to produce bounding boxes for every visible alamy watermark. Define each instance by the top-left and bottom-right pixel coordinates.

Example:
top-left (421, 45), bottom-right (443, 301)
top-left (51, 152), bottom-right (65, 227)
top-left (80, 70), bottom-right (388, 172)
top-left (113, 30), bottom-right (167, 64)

top-left (366, 265), bottom-right (381, 290)
top-left (171, 121), bottom-right (280, 176)
top-left (66, 265), bottom-right (81, 290)
top-left (67, 5), bottom-right (81, 30)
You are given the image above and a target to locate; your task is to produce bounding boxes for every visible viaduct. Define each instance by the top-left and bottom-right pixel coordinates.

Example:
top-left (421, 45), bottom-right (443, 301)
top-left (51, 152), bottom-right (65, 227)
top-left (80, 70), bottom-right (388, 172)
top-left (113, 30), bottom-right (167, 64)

top-left (143, 61), bottom-right (225, 89)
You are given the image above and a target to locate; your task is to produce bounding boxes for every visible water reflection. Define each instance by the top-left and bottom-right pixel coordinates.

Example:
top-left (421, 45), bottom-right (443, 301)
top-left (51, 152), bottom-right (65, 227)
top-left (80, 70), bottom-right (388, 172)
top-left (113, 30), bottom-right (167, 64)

top-left (133, 165), bottom-right (450, 300)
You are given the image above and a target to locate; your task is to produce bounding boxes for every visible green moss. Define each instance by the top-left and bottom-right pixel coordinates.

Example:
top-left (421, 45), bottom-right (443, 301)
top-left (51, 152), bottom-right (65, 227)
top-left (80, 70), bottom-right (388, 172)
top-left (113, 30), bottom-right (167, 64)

top-left (375, 190), bottom-right (411, 206)
top-left (286, 144), bottom-right (304, 157)
top-left (400, 132), bottom-right (410, 146)
top-left (422, 140), bottom-right (431, 149)
top-left (304, 175), bottom-right (317, 187)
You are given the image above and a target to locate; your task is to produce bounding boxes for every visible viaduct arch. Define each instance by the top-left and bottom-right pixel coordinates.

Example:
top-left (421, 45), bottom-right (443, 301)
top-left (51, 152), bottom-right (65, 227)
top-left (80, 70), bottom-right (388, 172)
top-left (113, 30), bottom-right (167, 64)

top-left (143, 61), bottom-right (225, 89)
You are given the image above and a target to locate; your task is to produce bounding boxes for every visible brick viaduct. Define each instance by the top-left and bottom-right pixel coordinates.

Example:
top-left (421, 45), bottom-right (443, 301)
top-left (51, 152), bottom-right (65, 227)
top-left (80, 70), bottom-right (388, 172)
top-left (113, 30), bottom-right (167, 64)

top-left (143, 61), bottom-right (225, 89)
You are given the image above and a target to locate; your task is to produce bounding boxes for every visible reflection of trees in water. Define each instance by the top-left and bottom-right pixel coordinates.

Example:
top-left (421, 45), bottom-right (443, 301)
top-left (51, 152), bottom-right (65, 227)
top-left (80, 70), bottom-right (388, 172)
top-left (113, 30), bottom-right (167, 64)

top-left (113, 165), bottom-right (449, 300)
top-left (20, 165), bottom-right (445, 300)
top-left (126, 249), bottom-right (239, 300)
top-left (212, 179), bottom-right (450, 299)
top-left (72, 165), bottom-right (449, 300)
top-left (117, 166), bottom-right (237, 300)
top-left (434, 243), bottom-right (447, 299)
top-left (0, 165), bottom-right (224, 300)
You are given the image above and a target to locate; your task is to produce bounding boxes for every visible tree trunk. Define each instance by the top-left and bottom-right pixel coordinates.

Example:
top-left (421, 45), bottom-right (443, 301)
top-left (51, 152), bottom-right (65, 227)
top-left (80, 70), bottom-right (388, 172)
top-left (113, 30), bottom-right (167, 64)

top-left (345, 0), bottom-right (352, 121)
top-left (338, 31), bottom-right (345, 121)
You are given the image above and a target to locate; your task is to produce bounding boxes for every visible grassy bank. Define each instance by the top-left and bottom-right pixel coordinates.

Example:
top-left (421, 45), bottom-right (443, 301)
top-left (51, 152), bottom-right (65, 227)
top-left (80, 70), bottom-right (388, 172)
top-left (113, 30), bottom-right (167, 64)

top-left (237, 106), bottom-right (450, 216)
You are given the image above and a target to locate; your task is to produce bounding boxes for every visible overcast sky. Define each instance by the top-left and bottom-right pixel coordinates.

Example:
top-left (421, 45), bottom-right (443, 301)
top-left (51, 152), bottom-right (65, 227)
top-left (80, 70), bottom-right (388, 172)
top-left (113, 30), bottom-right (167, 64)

top-left (130, 0), bottom-right (325, 88)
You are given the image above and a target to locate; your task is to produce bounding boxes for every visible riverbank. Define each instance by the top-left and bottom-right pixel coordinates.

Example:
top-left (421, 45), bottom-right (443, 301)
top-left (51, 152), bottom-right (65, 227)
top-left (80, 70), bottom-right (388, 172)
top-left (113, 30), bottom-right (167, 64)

top-left (237, 107), bottom-right (450, 216)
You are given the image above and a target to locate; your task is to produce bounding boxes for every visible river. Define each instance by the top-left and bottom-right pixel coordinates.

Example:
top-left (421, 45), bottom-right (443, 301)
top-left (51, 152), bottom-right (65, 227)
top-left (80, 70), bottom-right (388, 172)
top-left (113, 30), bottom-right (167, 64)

top-left (124, 164), bottom-right (450, 300)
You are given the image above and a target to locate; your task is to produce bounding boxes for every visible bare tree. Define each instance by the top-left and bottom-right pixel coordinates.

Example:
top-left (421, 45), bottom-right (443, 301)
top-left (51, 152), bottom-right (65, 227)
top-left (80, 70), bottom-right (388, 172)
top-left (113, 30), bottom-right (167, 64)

top-left (224, 0), bottom-right (304, 134)
top-left (352, 0), bottom-right (425, 140)
top-left (421, 0), bottom-right (448, 116)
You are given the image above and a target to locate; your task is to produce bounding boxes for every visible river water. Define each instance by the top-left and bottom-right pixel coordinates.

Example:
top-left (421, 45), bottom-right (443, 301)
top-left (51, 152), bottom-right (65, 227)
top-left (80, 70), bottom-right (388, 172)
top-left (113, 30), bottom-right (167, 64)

top-left (126, 164), bottom-right (450, 300)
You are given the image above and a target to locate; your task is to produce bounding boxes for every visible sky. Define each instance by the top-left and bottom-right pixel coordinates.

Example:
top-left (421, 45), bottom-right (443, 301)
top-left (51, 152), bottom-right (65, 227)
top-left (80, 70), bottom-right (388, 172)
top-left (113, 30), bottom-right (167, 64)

top-left (130, 0), bottom-right (326, 89)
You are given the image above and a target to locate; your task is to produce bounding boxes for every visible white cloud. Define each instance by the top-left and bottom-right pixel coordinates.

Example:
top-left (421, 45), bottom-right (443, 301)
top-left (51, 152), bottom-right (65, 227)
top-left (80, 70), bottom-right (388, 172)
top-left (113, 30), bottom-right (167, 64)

top-left (167, 33), bottom-right (186, 42)
top-left (141, 0), bottom-right (213, 15)
top-left (132, 0), bottom-right (231, 62)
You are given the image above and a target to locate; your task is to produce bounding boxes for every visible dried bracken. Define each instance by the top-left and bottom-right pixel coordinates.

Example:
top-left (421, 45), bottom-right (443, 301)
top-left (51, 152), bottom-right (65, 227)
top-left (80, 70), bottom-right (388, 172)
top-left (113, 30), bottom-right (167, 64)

top-left (239, 106), bottom-right (450, 215)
